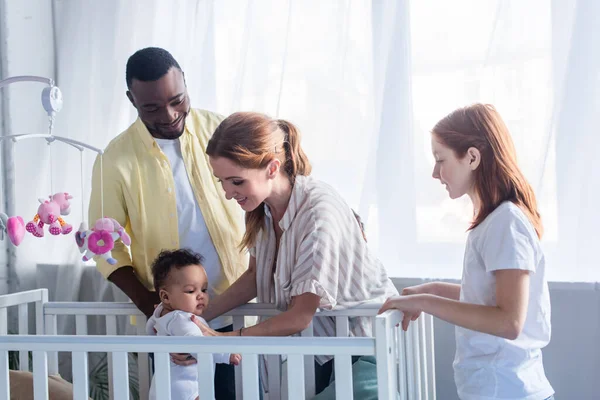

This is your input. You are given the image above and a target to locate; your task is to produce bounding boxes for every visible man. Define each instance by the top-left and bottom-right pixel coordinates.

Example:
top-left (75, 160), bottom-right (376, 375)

top-left (89, 47), bottom-right (246, 399)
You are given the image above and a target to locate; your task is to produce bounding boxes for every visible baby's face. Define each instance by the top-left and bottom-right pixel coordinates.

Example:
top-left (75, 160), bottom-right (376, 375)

top-left (163, 264), bottom-right (209, 315)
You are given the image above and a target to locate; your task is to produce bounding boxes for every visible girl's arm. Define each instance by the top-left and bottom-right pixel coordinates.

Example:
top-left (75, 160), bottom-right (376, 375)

top-left (405, 282), bottom-right (461, 300)
top-left (202, 256), bottom-right (258, 322)
top-left (381, 270), bottom-right (529, 339)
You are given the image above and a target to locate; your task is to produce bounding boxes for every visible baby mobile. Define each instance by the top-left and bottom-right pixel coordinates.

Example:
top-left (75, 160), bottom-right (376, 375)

top-left (0, 75), bottom-right (130, 263)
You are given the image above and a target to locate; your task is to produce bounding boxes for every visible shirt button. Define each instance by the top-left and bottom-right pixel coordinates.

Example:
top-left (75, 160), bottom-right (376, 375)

top-left (167, 188), bottom-right (172, 193)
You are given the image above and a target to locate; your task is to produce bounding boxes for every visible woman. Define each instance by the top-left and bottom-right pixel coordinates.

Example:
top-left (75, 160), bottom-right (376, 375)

top-left (174, 111), bottom-right (398, 396)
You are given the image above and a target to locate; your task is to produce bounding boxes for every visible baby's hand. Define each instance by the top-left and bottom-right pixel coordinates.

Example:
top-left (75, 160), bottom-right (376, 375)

top-left (229, 354), bottom-right (241, 366)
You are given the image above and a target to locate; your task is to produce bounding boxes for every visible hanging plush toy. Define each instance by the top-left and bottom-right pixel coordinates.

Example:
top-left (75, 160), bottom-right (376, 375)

top-left (26, 192), bottom-right (73, 237)
top-left (1, 213), bottom-right (26, 246)
top-left (76, 217), bottom-right (131, 265)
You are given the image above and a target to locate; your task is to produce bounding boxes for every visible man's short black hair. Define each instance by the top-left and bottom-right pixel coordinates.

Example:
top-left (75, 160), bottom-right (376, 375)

top-left (125, 47), bottom-right (182, 89)
top-left (151, 249), bottom-right (204, 292)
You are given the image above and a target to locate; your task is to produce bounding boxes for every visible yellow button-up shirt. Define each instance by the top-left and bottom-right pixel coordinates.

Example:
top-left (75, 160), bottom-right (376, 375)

top-left (89, 109), bottom-right (247, 294)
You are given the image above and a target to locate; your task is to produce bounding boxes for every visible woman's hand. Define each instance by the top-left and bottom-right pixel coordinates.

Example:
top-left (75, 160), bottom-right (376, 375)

top-left (378, 294), bottom-right (425, 331)
top-left (171, 353), bottom-right (198, 366)
top-left (191, 315), bottom-right (221, 336)
top-left (170, 316), bottom-right (225, 366)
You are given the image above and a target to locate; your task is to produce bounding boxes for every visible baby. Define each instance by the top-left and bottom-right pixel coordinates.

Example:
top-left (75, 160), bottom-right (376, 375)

top-left (146, 249), bottom-right (240, 400)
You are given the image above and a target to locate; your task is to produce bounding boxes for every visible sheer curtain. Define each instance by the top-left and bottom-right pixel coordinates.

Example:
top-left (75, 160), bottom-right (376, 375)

top-left (28, 0), bottom-right (598, 317)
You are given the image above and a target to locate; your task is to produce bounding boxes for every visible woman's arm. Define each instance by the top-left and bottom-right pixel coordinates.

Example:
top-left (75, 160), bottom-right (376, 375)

top-left (194, 292), bottom-right (320, 338)
top-left (381, 270), bottom-right (529, 339)
top-left (231, 292), bottom-right (320, 337)
top-left (202, 256), bottom-right (258, 322)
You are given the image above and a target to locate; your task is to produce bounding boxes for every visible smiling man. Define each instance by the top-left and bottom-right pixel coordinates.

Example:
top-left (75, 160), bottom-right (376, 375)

top-left (88, 47), bottom-right (246, 399)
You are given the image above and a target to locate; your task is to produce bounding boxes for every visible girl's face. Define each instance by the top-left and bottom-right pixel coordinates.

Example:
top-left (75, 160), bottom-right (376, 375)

top-left (431, 135), bottom-right (477, 200)
top-left (209, 156), bottom-right (276, 212)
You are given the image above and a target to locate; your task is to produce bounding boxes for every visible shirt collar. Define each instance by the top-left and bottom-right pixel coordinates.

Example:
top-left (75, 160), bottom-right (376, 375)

top-left (134, 114), bottom-right (193, 153)
top-left (264, 175), bottom-right (308, 232)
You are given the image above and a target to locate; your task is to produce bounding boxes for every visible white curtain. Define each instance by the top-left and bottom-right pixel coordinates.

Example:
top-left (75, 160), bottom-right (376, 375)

top-left (12, 0), bottom-right (598, 314)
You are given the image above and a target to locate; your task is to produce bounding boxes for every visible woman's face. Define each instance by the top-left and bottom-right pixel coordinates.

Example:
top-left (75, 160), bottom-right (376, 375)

top-left (209, 156), bottom-right (274, 212)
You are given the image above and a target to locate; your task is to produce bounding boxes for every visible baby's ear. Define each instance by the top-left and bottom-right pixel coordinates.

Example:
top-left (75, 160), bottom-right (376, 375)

top-left (159, 289), bottom-right (169, 303)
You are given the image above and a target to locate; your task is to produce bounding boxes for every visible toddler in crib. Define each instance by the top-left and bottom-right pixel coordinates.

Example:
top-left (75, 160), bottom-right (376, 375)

top-left (146, 249), bottom-right (241, 400)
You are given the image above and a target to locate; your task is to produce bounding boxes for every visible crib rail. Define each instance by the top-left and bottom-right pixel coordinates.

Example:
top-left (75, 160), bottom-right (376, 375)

top-left (0, 289), bottom-right (436, 400)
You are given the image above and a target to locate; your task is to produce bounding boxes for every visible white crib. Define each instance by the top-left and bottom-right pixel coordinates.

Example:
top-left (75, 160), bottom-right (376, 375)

top-left (0, 289), bottom-right (436, 400)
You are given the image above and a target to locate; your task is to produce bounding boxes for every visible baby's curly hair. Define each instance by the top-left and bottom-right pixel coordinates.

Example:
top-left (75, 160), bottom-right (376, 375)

top-left (151, 249), bottom-right (205, 292)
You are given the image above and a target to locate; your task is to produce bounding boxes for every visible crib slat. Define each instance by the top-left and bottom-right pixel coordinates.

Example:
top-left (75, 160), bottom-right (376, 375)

top-left (111, 351), bottom-right (130, 400)
top-left (301, 321), bottom-right (316, 398)
top-left (18, 304), bottom-right (29, 371)
top-left (154, 352), bottom-right (171, 400)
top-left (33, 351), bottom-right (48, 400)
top-left (418, 316), bottom-right (429, 400)
top-left (334, 354), bottom-right (354, 400)
top-left (336, 316), bottom-right (350, 337)
top-left (232, 316), bottom-right (244, 399)
top-left (266, 354), bottom-right (281, 398)
top-left (196, 353), bottom-right (215, 400)
top-left (136, 316), bottom-right (150, 400)
top-left (412, 321), bottom-right (423, 400)
top-left (397, 328), bottom-right (408, 400)
top-left (75, 315), bottom-right (88, 335)
top-left (406, 324), bottom-right (416, 399)
top-left (0, 308), bottom-right (6, 334)
top-left (375, 313), bottom-right (396, 400)
top-left (44, 314), bottom-right (59, 375)
top-left (72, 351), bottom-right (89, 399)
top-left (1, 350), bottom-right (10, 400)
top-left (425, 314), bottom-right (436, 399)
top-left (241, 354), bottom-right (260, 400)
top-left (286, 354), bottom-right (305, 400)
top-left (35, 290), bottom-right (47, 335)
top-left (105, 315), bottom-right (117, 400)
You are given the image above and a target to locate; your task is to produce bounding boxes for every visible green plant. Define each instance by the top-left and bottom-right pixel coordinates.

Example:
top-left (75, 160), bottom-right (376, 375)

top-left (88, 352), bottom-right (140, 400)
top-left (8, 348), bottom-right (32, 371)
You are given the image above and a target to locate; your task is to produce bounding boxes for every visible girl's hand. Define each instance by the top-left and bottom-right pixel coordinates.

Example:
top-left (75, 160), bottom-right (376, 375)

top-left (378, 294), bottom-right (425, 331)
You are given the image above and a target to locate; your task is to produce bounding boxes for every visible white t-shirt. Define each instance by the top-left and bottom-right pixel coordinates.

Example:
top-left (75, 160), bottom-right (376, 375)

top-left (146, 303), bottom-right (230, 400)
top-left (155, 138), bottom-right (231, 329)
top-left (454, 201), bottom-right (554, 400)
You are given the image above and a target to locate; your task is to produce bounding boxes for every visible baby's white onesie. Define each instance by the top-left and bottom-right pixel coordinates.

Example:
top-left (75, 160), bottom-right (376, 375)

top-left (146, 303), bottom-right (230, 400)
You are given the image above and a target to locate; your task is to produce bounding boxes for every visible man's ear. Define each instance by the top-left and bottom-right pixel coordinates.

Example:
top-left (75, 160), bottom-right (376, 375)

top-left (126, 91), bottom-right (136, 108)
top-left (467, 147), bottom-right (481, 170)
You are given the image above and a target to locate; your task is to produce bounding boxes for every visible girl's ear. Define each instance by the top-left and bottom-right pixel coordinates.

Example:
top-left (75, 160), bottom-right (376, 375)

top-left (467, 147), bottom-right (481, 170)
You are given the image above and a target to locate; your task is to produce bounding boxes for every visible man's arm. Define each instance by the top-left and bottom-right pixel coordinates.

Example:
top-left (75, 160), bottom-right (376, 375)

top-left (108, 267), bottom-right (159, 318)
top-left (89, 152), bottom-right (158, 318)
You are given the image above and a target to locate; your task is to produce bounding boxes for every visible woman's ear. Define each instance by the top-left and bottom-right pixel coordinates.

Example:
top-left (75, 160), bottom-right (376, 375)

top-left (467, 147), bottom-right (481, 170)
top-left (267, 159), bottom-right (281, 179)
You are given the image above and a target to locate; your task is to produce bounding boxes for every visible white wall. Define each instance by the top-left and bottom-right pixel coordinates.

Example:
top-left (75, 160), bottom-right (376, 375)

top-left (0, 0), bottom-right (55, 294)
top-left (394, 278), bottom-right (600, 400)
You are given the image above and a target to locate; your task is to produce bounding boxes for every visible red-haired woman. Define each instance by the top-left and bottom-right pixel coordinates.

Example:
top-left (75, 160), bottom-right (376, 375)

top-left (174, 111), bottom-right (398, 397)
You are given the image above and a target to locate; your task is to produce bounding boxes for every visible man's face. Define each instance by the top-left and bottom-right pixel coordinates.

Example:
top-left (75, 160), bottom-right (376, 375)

top-left (127, 67), bottom-right (190, 139)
